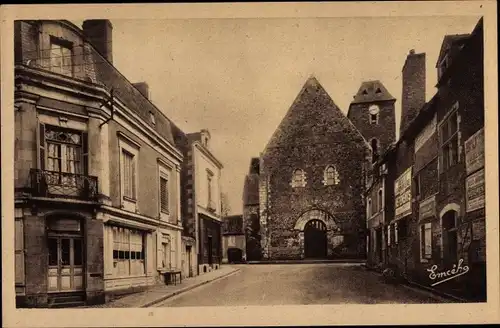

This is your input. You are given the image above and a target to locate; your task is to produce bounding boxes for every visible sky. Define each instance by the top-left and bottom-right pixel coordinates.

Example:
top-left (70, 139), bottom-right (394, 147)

top-left (76, 16), bottom-right (480, 215)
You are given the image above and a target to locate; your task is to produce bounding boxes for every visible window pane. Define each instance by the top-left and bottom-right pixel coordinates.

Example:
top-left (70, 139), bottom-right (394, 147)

top-left (48, 238), bottom-right (58, 266)
top-left (74, 239), bottom-right (82, 266)
top-left (449, 113), bottom-right (458, 135)
top-left (113, 250), bottom-right (119, 259)
top-left (61, 239), bottom-right (70, 265)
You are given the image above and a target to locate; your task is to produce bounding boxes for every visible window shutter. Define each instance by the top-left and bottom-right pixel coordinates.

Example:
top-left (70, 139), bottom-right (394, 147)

top-left (131, 157), bottom-right (136, 199)
top-left (82, 132), bottom-right (89, 175)
top-left (15, 219), bottom-right (25, 285)
top-left (37, 123), bottom-right (46, 169)
top-left (156, 232), bottom-right (163, 270)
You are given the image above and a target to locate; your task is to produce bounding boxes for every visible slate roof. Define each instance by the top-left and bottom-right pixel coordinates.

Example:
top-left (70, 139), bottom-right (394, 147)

top-left (350, 80), bottom-right (396, 105)
top-left (88, 40), bottom-right (176, 145)
top-left (436, 34), bottom-right (470, 67)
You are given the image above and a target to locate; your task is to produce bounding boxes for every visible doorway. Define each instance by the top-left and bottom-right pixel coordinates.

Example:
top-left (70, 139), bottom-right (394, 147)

top-left (47, 236), bottom-right (84, 292)
top-left (208, 236), bottom-right (213, 265)
top-left (304, 219), bottom-right (327, 258)
top-left (186, 246), bottom-right (193, 277)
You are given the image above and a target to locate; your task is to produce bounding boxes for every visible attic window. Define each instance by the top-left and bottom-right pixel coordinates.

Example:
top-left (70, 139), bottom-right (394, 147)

top-left (375, 88), bottom-right (382, 94)
top-left (362, 90), bottom-right (368, 95)
top-left (149, 112), bottom-right (156, 125)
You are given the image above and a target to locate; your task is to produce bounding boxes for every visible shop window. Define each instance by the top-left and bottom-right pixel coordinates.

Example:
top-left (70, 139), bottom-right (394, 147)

top-left (112, 226), bottom-right (145, 276)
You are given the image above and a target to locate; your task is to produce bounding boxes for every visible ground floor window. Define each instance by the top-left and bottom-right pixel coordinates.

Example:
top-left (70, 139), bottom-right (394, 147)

top-left (112, 226), bottom-right (145, 276)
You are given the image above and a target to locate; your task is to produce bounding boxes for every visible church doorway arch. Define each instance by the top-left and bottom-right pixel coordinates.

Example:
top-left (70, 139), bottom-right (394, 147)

top-left (304, 219), bottom-right (327, 259)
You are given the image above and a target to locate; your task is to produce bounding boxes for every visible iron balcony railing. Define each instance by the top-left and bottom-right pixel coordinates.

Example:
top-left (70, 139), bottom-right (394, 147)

top-left (30, 169), bottom-right (99, 201)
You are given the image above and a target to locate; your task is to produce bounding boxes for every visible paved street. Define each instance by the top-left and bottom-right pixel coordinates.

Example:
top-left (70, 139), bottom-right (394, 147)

top-left (155, 263), bottom-right (450, 307)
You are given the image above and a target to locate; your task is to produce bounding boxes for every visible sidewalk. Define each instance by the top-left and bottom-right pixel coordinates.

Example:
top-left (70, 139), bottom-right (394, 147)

top-left (247, 259), bottom-right (366, 265)
top-left (82, 265), bottom-right (240, 308)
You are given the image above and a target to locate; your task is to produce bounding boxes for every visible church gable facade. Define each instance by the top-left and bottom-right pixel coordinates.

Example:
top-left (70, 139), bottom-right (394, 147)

top-left (257, 77), bottom-right (374, 260)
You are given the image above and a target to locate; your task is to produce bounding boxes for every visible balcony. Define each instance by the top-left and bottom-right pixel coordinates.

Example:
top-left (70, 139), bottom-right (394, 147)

top-left (30, 169), bottom-right (98, 201)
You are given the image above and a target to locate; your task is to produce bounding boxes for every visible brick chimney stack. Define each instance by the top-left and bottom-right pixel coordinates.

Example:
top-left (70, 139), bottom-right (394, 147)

top-left (400, 49), bottom-right (426, 138)
top-left (132, 82), bottom-right (150, 100)
top-left (82, 20), bottom-right (113, 64)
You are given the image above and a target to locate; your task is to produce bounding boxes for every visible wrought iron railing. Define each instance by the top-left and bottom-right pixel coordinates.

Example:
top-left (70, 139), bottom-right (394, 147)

top-left (30, 169), bottom-right (98, 201)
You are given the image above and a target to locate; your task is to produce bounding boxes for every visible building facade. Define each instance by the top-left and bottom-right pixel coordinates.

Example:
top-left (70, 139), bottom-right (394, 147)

top-left (366, 18), bottom-right (485, 302)
top-left (14, 19), bottom-right (185, 307)
top-left (171, 127), bottom-right (224, 276)
top-left (242, 158), bottom-right (261, 261)
top-left (222, 215), bottom-right (246, 263)
top-left (254, 76), bottom-right (391, 260)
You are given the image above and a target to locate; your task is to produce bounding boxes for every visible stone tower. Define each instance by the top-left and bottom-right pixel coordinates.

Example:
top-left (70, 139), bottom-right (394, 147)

top-left (347, 80), bottom-right (396, 161)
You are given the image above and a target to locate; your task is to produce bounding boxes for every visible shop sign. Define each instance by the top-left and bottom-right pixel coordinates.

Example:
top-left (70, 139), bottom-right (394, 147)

top-left (419, 195), bottom-right (436, 220)
top-left (395, 167), bottom-right (412, 220)
top-left (466, 168), bottom-right (485, 212)
top-left (465, 128), bottom-right (484, 175)
top-left (47, 218), bottom-right (82, 232)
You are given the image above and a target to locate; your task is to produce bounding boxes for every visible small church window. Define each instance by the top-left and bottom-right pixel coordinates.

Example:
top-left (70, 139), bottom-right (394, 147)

top-left (323, 165), bottom-right (340, 186)
top-left (291, 169), bottom-right (306, 188)
top-left (370, 114), bottom-right (378, 124)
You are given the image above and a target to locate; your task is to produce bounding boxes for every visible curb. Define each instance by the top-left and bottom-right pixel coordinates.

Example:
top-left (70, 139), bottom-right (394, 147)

top-left (247, 260), bottom-right (366, 265)
top-left (141, 268), bottom-right (241, 308)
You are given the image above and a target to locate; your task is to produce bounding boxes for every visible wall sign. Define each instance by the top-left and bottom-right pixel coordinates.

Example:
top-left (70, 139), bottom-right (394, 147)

top-left (47, 218), bottom-right (82, 232)
top-left (419, 195), bottom-right (436, 220)
top-left (394, 167), bottom-right (412, 220)
top-left (414, 114), bottom-right (437, 152)
top-left (466, 168), bottom-right (485, 212)
top-left (465, 128), bottom-right (484, 175)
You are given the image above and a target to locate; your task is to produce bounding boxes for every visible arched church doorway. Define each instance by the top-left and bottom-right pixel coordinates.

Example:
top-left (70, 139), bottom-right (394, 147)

top-left (304, 219), bottom-right (327, 258)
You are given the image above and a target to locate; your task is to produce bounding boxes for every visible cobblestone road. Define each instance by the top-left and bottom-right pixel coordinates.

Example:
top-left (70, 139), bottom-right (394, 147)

top-left (155, 263), bottom-right (450, 306)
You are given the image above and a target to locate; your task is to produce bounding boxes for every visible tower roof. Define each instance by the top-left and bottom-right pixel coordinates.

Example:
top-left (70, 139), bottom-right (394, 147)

top-left (350, 80), bottom-right (395, 105)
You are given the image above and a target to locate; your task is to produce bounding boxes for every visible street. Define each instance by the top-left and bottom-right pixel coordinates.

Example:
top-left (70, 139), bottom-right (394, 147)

top-left (155, 263), bottom-right (450, 307)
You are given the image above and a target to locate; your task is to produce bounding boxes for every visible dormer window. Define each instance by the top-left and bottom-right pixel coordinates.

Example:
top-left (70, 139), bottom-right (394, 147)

top-left (49, 36), bottom-right (73, 77)
top-left (291, 169), bottom-right (306, 188)
top-left (149, 112), bottom-right (156, 125)
top-left (438, 54), bottom-right (450, 80)
top-left (375, 88), bottom-right (382, 94)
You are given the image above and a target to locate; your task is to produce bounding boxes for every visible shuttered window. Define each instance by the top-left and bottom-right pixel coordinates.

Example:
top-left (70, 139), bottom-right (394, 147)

top-left (160, 176), bottom-right (169, 213)
top-left (122, 150), bottom-right (136, 199)
top-left (15, 219), bottom-right (25, 285)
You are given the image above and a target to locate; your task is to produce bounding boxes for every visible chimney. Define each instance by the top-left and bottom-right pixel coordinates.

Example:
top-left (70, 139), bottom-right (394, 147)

top-left (133, 82), bottom-right (150, 100)
top-left (82, 20), bottom-right (113, 64)
top-left (400, 49), bottom-right (426, 138)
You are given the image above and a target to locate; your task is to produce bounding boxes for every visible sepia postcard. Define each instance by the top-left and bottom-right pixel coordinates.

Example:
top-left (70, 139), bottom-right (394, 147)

top-left (1, 1), bottom-right (499, 327)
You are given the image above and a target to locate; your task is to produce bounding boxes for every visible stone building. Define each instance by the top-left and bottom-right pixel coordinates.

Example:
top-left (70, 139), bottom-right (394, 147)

top-left (171, 127), bottom-right (224, 276)
top-left (252, 76), bottom-right (394, 260)
top-left (14, 20), bottom-right (185, 307)
top-left (222, 215), bottom-right (246, 263)
top-left (366, 17), bottom-right (485, 301)
top-left (242, 158), bottom-right (261, 261)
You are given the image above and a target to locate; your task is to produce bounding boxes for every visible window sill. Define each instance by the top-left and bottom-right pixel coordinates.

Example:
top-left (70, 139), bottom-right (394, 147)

top-left (123, 196), bottom-right (137, 203)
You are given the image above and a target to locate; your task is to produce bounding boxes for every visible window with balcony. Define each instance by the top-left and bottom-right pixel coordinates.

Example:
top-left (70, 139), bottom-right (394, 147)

top-left (31, 124), bottom-right (97, 200)
top-left (49, 37), bottom-right (73, 77)
top-left (439, 108), bottom-right (459, 171)
top-left (112, 226), bottom-right (145, 276)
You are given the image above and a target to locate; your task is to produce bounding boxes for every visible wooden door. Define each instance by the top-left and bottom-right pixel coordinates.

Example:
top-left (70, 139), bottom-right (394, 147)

top-left (48, 236), bottom-right (84, 292)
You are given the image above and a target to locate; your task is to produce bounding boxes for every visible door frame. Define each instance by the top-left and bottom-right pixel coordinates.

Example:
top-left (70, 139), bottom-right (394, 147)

top-left (47, 233), bottom-right (85, 293)
top-left (304, 219), bottom-right (327, 259)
